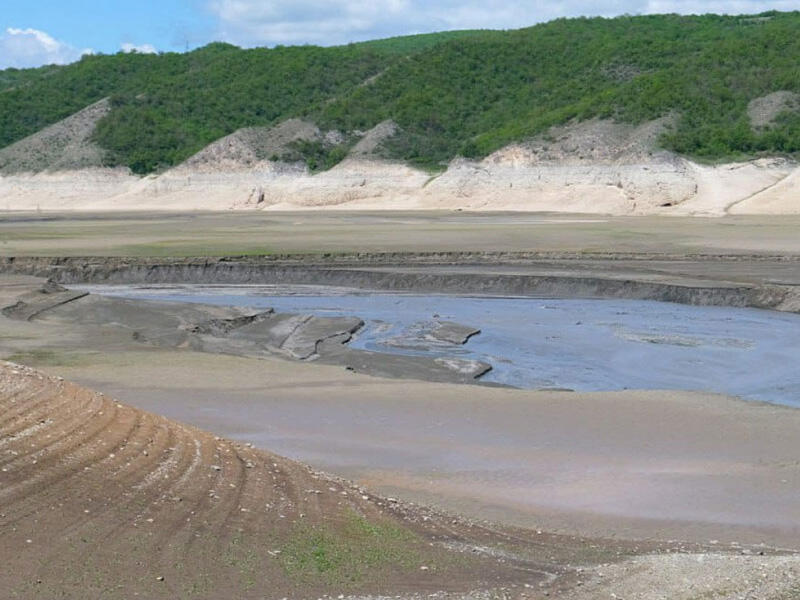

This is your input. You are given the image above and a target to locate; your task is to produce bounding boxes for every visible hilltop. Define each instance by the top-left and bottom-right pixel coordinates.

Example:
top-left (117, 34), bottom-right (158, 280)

top-left (0, 13), bottom-right (798, 175)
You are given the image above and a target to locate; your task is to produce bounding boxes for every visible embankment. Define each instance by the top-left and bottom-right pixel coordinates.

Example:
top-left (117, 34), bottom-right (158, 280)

top-left (2, 254), bottom-right (799, 313)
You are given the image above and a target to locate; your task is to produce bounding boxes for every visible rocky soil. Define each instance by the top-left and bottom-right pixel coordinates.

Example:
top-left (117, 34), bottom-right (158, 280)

top-left (0, 99), bottom-right (111, 175)
top-left (0, 360), bottom-right (568, 598)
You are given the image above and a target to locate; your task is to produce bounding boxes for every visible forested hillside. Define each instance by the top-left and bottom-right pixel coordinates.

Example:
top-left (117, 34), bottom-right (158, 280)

top-left (0, 12), bottom-right (798, 174)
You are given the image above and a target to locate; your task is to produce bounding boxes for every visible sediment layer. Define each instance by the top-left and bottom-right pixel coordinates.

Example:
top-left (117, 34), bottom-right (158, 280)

top-left (2, 254), bottom-right (799, 313)
top-left (0, 278), bottom-right (492, 383)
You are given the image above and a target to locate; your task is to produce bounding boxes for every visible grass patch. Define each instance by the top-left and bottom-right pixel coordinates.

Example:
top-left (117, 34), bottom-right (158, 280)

top-left (281, 512), bottom-right (421, 586)
top-left (112, 241), bottom-right (278, 257)
top-left (4, 349), bottom-right (93, 367)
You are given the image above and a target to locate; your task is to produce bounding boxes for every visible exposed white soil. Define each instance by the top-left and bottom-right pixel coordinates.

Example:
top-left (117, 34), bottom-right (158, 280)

top-left (182, 118), bottom-right (322, 168)
top-left (0, 99), bottom-right (111, 175)
top-left (0, 167), bottom-right (140, 210)
top-left (748, 91), bottom-right (800, 129)
top-left (729, 166), bottom-right (800, 214)
top-left (1, 106), bottom-right (798, 215)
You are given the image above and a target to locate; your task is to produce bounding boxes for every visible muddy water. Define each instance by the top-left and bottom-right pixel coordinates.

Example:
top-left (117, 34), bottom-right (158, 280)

top-left (78, 284), bottom-right (800, 407)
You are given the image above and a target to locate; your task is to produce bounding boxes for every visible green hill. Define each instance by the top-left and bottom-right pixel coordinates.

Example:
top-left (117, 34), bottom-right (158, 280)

top-left (0, 13), bottom-right (798, 174)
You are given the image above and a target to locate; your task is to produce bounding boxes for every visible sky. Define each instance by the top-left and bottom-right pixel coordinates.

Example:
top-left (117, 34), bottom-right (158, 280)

top-left (1, 0), bottom-right (799, 69)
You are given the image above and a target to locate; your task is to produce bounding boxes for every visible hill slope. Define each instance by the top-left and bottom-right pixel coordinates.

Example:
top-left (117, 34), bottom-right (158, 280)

top-left (0, 13), bottom-right (798, 176)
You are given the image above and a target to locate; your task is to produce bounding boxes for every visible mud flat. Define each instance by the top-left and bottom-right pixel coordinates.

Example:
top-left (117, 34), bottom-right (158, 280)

top-left (5, 210), bottom-right (800, 597)
top-left (6, 361), bottom-right (800, 599)
top-left (1, 281), bottom-right (490, 384)
top-left (4, 252), bottom-right (800, 315)
top-left (7, 212), bottom-right (800, 258)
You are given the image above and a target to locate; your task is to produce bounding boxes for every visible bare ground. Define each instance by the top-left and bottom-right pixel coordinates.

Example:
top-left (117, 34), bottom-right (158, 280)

top-left (3, 350), bottom-right (800, 599)
top-left (1, 361), bottom-right (576, 599)
top-left (4, 214), bottom-right (800, 596)
top-left (0, 99), bottom-right (111, 175)
top-left (1, 104), bottom-right (798, 214)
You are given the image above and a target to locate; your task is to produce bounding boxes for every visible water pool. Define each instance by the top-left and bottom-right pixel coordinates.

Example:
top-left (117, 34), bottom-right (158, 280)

top-left (77, 284), bottom-right (800, 407)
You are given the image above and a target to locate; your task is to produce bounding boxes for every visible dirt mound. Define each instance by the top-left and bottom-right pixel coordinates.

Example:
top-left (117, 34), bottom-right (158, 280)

top-left (504, 116), bottom-right (678, 166)
top-left (0, 361), bottom-right (547, 598)
top-left (729, 163), bottom-right (800, 214)
top-left (0, 99), bottom-right (110, 175)
top-left (748, 91), bottom-right (800, 129)
top-left (350, 120), bottom-right (398, 157)
top-left (0, 111), bottom-right (796, 215)
top-left (181, 119), bottom-right (322, 172)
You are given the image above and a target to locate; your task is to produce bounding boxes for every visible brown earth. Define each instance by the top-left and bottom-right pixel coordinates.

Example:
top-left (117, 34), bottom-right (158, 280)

top-left (0, 360), bottom-right (582, 599)
top-left (5, 212), bottom-right (800, 597)
top-left (4, 333), bottom-right (800, 599)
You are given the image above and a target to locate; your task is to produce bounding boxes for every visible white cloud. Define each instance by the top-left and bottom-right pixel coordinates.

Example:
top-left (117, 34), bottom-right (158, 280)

top-left (643, 0), bottom-right (799, 14)
top-left (206, 0), bottom-right (800, 47)
top-left (0, 27), bottom-right (92, 69)
top-left (121, 42), bottom-right (158, 54)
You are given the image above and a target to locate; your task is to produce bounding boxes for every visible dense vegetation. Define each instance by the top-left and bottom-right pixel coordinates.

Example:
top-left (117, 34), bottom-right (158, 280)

top-left (0, 13), bottom-right (798, 174)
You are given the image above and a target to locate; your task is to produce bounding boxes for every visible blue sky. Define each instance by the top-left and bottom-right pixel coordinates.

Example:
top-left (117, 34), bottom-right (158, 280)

top-left (2, 0), bottom-right (799, 68)
top-left (2, 0), bottom-right (214, 58)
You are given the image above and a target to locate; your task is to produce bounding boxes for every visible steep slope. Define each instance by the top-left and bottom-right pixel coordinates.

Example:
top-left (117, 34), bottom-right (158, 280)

top-left (1, 111), bottom-right (796, 213)
top-left (0, 98), bottom-right (110, 175)
top-left (0, 98), bottom-right (139, 209)
top-left (121, 117), bottom-right (795, 215)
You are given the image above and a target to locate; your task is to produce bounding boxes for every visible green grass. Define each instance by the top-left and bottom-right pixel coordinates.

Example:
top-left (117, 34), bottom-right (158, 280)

top-left (280, 512), bottom-right (421, 586)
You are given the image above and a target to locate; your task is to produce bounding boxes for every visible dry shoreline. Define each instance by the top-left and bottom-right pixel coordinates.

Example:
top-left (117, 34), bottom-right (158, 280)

top-left (4, 209), bottom-right (800, 596)
top-left (7, 359), bottom-right (800, 600)
top-left (2, 273), bottom-right (800, 552)
top-left (4, 252), bottom-right (800, 314)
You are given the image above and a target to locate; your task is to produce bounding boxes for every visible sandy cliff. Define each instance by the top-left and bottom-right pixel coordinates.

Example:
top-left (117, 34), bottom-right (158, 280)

top-left (0, 104), bottom-right (797, 215)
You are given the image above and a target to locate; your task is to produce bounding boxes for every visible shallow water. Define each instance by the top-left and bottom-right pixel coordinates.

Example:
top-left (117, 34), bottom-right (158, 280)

top-left (78, 284), bottom-right (800, 407)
